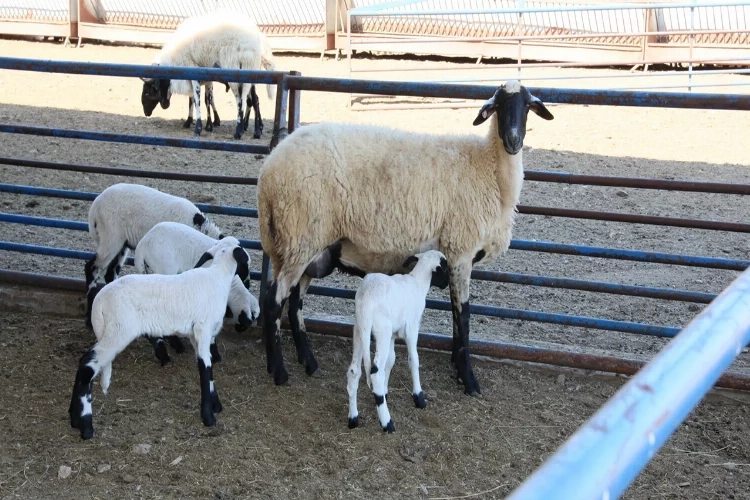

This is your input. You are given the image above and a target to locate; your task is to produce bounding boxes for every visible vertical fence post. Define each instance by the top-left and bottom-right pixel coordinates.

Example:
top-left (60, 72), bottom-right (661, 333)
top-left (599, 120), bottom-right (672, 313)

top-left (288, 71), bottom-right (301, 133)
top-left (260, 74), bottom-right (291, 324)
top-left (516, 0), bottom-right (525, 81)
top-left (689, 0), bottom-right (696, 91)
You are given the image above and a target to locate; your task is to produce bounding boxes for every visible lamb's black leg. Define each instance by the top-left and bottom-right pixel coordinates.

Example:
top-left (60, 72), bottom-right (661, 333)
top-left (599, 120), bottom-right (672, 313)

top-left (250, 84), bottom-right (263, 139)
top-left (210, 340), bottom-right (222, 364)
top-left (147, 336), bottom-right (172, 366)
top-left (192, 82), bottom-right (202, 136)
top-left (197, 357), bottom-right (217, 426)
top-left (288, 279), bottom-right (319, 376)
top-left (68, 349), bottom-right (96, 439)
top-left (204, 84), bottom-right (214, 132)
top-left (449, 268), bottom-right (481, 396)
top-left (263, 281), bottom-right (289, 385)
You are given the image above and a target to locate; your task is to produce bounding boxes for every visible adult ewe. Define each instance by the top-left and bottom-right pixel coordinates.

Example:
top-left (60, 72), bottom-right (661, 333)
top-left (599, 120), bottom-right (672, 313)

top-left (140, 10), bottom-right (276, 139)
top-left (256, 80), bottom-right (554, 395)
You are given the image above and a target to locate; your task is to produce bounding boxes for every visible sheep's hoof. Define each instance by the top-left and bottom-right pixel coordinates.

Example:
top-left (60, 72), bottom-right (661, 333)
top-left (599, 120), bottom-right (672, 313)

top-left (233, 132), bottom-right (243, 140)
top-left (253, 131), bottom-right (261, 139)
top-left (214, 118), bottom-right (221, 127)
top-left (272, 367), bottom-right (289, 386)
top-left (347, 416), bottom-right (359, 429)
top-left (159, 357), bottom-right (173, 367)
top-left (205, 121), bottom-right (214, 133)
top-left (382, 421), bottom-right (395, 433)
top-left (413, 391), bottom-right (427, 409)
top-left (309, 367), bottom-right (325, 378)
top-left (305, 358), bottom-right (321, 377)
top-left (182, 117), bottom-right (193, 128)
top-left (194, 122), bottom-right (202, 136)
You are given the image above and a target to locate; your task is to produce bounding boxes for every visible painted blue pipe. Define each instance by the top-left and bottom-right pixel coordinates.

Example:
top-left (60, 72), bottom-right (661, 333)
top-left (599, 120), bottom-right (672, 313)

top-left (0, 240), bottom-right (681, 337)
top-left (0, 57), bottom-right (287, 85)
top-left (0, 124), bottom-right (271, 155)
top-left (506, 267), bottom-right (750, 500)
top-left (0, 185), bottom-right (258, 218)
top-left (1, 210), bottom-right (747, 271)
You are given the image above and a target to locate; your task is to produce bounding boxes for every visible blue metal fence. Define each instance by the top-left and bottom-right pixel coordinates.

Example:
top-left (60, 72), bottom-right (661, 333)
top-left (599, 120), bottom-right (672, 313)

top-left (0, 56), bottom-right (749, 498)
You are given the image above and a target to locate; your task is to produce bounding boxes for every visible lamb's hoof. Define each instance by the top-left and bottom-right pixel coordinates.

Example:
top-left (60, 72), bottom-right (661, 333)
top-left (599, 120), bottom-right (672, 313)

top-left (273, 367), bottom-right (289, 386)
top-left (212, 395), bottom-right (223, 414)
top-left (201, 413), bottom-right (216, 427)
top-left (159, 357), bottom-right (173, 367)
top-left (182, 118), bottom-right (193, 129)
top-left (214, 118), bottom-right (221, 127)
top-left (413, 391), bottom-right (427, 409)
top-left (347, 416), bottom-right (359, 429)
top-left (233, 132), bottom-right (243, 140)
top-left (77, 415), bottom-right (94, 440)
top-left (382, 421), bottom-right (395, 433)
top-left (309, 367), bottom-right (325, 378)
top-left (253, 131), bottom-right (261, 139)
top-left (205, 121), bottom-right (214, 133)
top-left (194, 123), bottom-right (202, 136)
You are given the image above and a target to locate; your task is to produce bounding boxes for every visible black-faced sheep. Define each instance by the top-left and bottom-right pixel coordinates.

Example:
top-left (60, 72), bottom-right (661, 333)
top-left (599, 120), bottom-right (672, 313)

top-left (347, 250), bottom-right (449, 433)
top-left (69, 239), bottom-right (249, 439)
top-left (256, 80), bottom-right (554, 396)
top-left (139, 10), bottom-right (276, 139)
top-left (84, 183), bottom-right (224, 327)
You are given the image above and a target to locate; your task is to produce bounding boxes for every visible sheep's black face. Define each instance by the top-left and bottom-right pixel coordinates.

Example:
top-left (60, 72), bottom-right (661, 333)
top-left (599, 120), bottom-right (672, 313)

top-left (141, 78), bottom-right (171, 116)
top-left (473, 80), bottom-right (554, 155)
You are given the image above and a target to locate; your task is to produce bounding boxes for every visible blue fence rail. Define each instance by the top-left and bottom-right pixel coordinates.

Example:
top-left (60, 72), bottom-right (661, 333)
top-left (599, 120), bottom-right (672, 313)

top-left (507, 267), bottom-right (750, 500)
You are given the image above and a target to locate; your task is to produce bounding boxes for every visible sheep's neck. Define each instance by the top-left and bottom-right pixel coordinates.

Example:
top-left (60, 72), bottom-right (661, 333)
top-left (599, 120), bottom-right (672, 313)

top-left (488, 117), bottom-right (524, 216)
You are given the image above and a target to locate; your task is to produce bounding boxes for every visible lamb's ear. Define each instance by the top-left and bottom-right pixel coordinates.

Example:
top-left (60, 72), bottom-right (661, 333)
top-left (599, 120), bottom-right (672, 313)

top-left (530, 94), bottom-right (554, 120)
top-left (473, 90), bottom-right (501, 126)
top-left (194, 252), bottom-right (213, 268)
top-left (402, 255), bottom-right (419, 269)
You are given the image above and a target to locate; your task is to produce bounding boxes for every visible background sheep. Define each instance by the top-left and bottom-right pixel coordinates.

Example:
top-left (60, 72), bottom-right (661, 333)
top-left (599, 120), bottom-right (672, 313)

top-left (69, 240), bottom-right (249, 439)
top-left (84, 183), bottom-right (224, 327)
top-left (347, 250), bottom-right (449, 433)
top-left (133, 223), bottom-right (260, 366)
top-left (256, 80), bottom-right (554, 396)
top-left (140, 10), bottom-right (277, 139)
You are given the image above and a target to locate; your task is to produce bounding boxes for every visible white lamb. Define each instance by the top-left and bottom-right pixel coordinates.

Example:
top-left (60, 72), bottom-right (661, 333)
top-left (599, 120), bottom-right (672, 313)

top-left (346, 250), bottom-right (449, 433)
top-left (68, 239), bottom-right (249, 440)
top-left (133, 222), bottom-right (260, 366)
top-left (84, 183), bottom-right (224, 328)
top-left (140, 10), bottom-right (277, 139)
top-left (256, 80), bottom-right (554, 395)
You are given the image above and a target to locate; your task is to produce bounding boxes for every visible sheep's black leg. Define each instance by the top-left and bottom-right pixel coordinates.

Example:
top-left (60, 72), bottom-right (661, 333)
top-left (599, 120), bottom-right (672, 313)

top-left (233, 84), bottom-right (244, 140)
top-left (183, 97), bottom-right (194, 129)
top-left (68, 349), bottom-right (96, 439)
top-left (243, 92), bottom-right (251, 132)
top-left (204, 84), bottom-right (214, 133)
top-left (147, 336), bottom-right (172, 366)
top-left (192, 81), bottom-right (202, 136)
top-left (250, 84), bottom-right (263, 139)
top-left (167, 336), bottom-right (186, 354)
top-left (288, 278), bottom-right (319, 376)
top-left (262, 281), bottom-right (289, 385)
top-left (449, 269), bottom-right (481, 396)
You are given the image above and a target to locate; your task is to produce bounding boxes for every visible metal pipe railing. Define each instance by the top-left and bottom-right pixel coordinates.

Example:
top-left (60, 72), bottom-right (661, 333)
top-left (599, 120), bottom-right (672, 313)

top-left (4, 156), bottom-right (749, 195)
top-left (2, 268), bottom-right (749, 391)
top-left (506, 267), bottom-right (750, 500)
top-left (2, 210), bottom-right (747, 271)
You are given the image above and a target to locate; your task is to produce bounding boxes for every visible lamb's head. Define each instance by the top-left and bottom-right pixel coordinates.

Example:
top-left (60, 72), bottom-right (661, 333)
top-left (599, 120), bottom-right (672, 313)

top-left (472, 80), bottom-right (554, 155)
top-left (402, 250), bottom-right (449, 289)
top-left (193, 237), bottom-right (250, 283)
top-left (140, 76), bottom-right (172, 116)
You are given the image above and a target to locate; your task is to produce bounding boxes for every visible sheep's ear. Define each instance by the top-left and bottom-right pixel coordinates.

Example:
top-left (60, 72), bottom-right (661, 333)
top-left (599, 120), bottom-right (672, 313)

top-left (473, 90), bottom-right (501, 126)
top-left (402, 255), bottom-right (419, 269)
top-left (529, 95), bottom-right (554, 121)
top-left (194, 252), bottom-right (213, 268)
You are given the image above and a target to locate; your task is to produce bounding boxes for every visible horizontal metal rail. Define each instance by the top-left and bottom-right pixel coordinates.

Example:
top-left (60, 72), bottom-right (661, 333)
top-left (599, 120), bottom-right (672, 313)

top-left (507, 267), bottom-right (750, 500)
top-left (0, 124), bottom-right (271, 155)
top-left (0, 242), bottom-right (680, 337)
top-left (2, 211), bottom-right (747, 271)
top-left (0, 185), bottom-right (258, 218)
top-left (350, 0), bottom-right (750, 16)
top-left (2, 180), bottom-right (747, 233)
top-left (0, 240), bottom-right (717, 304)
top-left (2, 268), bottom-right (749, 391)
top-left (0, 157), bottom-right (259, 185)
top-left (3, 156), bottom-right (749, 195)
top-left (0, 58), bottom-right (747, 111)
top-left (0, 57), bottom-right (290, 85)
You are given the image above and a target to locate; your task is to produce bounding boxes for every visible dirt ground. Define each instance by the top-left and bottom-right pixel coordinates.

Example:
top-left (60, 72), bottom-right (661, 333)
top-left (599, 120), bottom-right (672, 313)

top-left (0, 38), bottom-right (749, 499)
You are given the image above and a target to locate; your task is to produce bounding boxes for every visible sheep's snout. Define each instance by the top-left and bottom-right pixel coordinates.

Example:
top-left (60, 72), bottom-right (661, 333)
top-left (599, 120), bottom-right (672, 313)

top-left (503, 131), bottom-right (523, 155)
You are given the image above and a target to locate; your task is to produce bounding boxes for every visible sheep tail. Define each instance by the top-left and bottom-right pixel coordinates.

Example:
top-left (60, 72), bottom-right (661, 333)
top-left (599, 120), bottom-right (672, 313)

top-left (356, 311), bottom-right (374, 389)
top-left (260, 35), bottom-right (276, 101)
